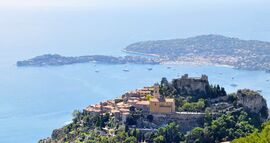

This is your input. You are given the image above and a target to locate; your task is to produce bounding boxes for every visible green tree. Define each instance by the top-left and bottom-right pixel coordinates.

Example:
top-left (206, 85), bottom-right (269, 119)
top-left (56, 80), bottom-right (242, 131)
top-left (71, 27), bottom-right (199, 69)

top-left (186, 127), bottom-right (206, 143)
top-left (232, 121), bottom-right (270, 143)
top-left (154, 122), bottom-right (183, 143)
top-left (123, 136), bottom-right (137, 143)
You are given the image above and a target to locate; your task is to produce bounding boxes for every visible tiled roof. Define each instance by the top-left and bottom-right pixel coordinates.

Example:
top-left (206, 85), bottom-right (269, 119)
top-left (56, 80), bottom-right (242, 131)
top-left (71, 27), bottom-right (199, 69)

top-left (136, 100), bottom-right (150, 105)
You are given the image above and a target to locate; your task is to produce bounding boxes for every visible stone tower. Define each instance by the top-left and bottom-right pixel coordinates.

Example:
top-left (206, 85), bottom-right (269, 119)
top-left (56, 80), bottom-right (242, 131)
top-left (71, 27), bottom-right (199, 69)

top-left (153, 83), bottom-right (161, 98)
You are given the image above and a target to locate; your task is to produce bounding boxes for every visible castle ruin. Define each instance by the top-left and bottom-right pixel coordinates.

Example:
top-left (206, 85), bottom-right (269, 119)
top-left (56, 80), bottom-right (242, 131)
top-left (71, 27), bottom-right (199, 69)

top-left (172, 74), bottom-right (209, 96)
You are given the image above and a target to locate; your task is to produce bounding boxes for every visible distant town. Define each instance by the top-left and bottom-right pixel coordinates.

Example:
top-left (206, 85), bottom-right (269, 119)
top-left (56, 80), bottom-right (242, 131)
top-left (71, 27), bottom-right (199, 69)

top-left (17, 35), bottom-right (270, 73)
top-left (125, 34), bottom-right (270, 72)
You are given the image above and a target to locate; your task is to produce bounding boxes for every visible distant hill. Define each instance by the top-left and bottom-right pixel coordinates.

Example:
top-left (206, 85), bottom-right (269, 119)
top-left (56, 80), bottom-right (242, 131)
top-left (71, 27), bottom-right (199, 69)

top-left (125, 35), bottom-right (270, 72)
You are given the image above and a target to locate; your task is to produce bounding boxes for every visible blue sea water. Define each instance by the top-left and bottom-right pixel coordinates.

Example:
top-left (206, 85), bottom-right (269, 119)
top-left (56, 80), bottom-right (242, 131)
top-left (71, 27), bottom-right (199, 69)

top-left (0, 1), bottom-right (270, 142)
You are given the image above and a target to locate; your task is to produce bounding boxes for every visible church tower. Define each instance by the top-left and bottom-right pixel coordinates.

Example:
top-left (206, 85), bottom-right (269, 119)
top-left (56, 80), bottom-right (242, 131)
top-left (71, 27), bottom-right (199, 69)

top-left (153, 83), bottom-right (161, 98)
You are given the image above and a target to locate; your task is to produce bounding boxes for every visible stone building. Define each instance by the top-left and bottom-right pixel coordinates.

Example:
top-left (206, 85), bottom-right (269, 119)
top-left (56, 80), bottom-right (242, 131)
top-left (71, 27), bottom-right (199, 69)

top-left (172, 74), bottom-right (209, 96)
top-left (149, 84), bottom-right (175, 113)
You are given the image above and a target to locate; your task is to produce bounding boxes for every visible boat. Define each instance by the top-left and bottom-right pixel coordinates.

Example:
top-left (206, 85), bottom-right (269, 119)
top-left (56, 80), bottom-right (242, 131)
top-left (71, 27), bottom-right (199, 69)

top-left (95, 70), bottom-right (99, 73)
top-left (123, 69), bottom-right (129, 72)
top-left (147, 68), bottom-right (153, 71)
top-left (167, 66), bottom-right (172, 69)
top-left (230, 84), bottom-right (238, 87)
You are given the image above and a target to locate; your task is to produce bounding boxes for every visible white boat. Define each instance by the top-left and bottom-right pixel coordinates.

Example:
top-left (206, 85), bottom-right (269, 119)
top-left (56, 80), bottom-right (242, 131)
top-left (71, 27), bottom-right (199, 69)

top-left (123, 69), bottom-right (129, 72)
top-left (230, 84), bottom-right (238, 87)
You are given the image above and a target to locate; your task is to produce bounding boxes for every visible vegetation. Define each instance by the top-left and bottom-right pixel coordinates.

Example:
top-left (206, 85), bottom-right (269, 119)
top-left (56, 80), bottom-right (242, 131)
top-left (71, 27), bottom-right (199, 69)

top-left (40, 77), bottom-right (268, 143)
top-left (232, 121), bottom-right (270, 143)
top-left (152, 122), bottom-right (184, 143)
top-left (160, 77), bottom-right (224, 112)
top-left (177, 98), bottom-right (205, 112)
top-left (40, 109), bottom-right (261, 143)
top-left (160, 77), bottom-right (226, 100)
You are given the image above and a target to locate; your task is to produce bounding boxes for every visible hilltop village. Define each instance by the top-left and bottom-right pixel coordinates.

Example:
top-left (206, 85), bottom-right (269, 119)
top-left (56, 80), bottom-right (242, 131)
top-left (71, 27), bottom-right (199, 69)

top-left (85, 83), bottom-right (176, 119)
top-left (40, 74), bottom-right (269, 143)
top-left (84, 74), bottom-right (208, 131)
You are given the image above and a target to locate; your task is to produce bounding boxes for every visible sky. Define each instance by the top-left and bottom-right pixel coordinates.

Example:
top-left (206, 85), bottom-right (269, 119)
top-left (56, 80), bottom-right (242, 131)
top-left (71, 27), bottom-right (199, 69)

top-left (0, 0), bottom-right (269, 10)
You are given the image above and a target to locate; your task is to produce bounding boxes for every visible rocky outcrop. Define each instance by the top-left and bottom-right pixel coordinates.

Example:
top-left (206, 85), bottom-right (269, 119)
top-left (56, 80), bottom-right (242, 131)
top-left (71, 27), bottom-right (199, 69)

top-left (237, 89), bottom-right (268, 119)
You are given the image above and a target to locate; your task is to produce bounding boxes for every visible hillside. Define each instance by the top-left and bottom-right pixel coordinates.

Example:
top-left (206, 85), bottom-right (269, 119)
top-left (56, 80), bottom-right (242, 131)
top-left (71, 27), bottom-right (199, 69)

top-left (125, 35), bottom-right (270, 72)
top-left (39, 75), bottom-right (269, 143)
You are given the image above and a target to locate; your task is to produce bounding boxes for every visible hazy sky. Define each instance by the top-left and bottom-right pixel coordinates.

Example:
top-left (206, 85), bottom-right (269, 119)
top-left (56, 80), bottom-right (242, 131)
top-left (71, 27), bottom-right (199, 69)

top-left (0, 0), bottom-right (269, 10)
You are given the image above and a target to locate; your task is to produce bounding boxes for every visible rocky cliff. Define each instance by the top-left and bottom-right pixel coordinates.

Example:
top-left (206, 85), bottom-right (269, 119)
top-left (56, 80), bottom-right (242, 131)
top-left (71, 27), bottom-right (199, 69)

top-left (237, 89), bottom-right (268, 120)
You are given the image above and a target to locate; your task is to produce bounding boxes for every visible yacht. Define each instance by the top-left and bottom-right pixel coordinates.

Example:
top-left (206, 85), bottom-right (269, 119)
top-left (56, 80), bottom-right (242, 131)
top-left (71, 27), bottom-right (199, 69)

top-left (230, 84), bottom-right (238, 87)
top-left (123, 69), bottom-right (129, 72)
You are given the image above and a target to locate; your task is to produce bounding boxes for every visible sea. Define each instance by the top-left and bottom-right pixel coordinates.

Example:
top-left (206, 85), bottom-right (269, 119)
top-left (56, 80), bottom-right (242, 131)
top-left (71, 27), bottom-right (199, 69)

top-left (0, 1), bottom-right (270, 142)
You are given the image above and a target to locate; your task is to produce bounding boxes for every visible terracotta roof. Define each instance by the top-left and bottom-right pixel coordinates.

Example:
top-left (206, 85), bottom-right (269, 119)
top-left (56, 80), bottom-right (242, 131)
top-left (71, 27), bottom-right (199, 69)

top-left (165, 98), bottom-right (174, 102)
top-left (127, 99), bottom-right (138, 103)
top-left (122, 112), bottom-right (130, 115)
top-left (150, 98), bottom-right (174, 103)
top-left (136, 100), bottom-right (150, 105)
top-left (150, 98), bottom-right (159, 102)
top-left (85, 108), bottom-right (101, 113)
top-left (111, 109), bottom-right (120, 113)
top-left (117, 102), bottom-right (124, 106)
top-left (103, 105), bottom-right (114, 109)
top-left (119, 108), bottom-right (130, 112)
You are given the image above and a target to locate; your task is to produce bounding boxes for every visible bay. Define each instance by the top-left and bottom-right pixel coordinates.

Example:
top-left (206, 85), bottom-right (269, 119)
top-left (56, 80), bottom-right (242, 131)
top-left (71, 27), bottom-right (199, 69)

top-left (0, 1), bottom-right (270, 142)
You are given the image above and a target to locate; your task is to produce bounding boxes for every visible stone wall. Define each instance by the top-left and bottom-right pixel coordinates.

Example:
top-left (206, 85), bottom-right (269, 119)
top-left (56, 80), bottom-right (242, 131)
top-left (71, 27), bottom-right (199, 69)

top-left (151, 112), bottom-right (205, 132)
top-left (172, 74), bottom-right (209, 96)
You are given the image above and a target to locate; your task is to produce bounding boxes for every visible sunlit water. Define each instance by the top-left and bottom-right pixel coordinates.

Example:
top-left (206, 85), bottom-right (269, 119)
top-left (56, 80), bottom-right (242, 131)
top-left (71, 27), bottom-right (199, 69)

top-left (0, 1), bottom-right (270, 142)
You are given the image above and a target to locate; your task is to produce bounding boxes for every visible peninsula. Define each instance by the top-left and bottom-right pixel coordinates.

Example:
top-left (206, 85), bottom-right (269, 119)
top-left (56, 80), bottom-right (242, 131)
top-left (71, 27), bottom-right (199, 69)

top-left (39, 74), bottom-right (269, 143)
top-left (125, 34), bottom-right (270, 72)
top-left (17, 35), bottom-right (270, 73)
top-left (17, 54), bottom-right (160, 67)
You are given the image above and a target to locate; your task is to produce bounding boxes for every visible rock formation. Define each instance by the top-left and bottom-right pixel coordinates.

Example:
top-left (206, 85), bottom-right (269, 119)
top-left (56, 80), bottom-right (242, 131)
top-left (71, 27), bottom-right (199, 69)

top-left (237, 89), bottom-right (268, 119)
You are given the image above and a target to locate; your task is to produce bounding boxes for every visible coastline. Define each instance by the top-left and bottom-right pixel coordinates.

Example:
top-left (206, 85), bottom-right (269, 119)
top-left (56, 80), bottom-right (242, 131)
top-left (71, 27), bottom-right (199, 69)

top-left (122, 50), bottom-right (270, 72)
top-left (161, 61), bottom-right (234, 68)
top-left (123, 49), bottom-right (235, 68)
top-left (122, 49), bottom-right (161, 57)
